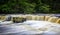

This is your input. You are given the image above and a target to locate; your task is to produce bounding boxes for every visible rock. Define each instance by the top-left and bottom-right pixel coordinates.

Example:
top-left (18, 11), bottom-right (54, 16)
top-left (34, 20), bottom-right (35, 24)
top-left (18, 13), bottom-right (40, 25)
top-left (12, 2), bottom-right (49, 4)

top-left (12, 17), bottom-right (26, 23)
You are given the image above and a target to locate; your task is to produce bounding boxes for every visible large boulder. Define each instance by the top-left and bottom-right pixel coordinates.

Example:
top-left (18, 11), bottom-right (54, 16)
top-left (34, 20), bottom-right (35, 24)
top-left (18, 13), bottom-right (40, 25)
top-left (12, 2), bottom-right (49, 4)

top-left (12, 17), bottom-right (26, 23)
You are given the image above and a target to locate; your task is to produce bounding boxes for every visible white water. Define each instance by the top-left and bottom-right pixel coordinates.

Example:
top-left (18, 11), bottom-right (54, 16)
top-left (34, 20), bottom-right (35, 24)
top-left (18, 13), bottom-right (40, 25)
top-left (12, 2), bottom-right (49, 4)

top-left (0, 20), bottom-right (60, 35)
top-left (23, 20), bottom-right (60, 35)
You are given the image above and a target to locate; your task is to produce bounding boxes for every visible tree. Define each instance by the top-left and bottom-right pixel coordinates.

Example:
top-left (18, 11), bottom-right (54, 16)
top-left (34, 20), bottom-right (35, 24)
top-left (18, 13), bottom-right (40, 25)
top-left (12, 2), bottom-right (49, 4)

top-left (0, 0), bottom-right (60, 14)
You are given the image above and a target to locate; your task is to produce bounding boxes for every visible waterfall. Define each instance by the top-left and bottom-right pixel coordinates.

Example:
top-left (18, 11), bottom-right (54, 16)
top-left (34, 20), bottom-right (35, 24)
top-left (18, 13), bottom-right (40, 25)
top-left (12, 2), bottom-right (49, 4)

top-left (45, 16), bottom-right (51, 21)
top-left (31, 16), bottom-right (36, 20)
top-left (56, 19), bottom-right (60, 24)
top-left (28, 15), bottom-right (45, 21)
top-left (0, 16), bottom-right (6, 21)
top-left (0, 15), bottom-right (60, 24)
top-left (48, 17), bottom-right (58, 23)
top-left (34, 16), bottom-right (37, 20)
top-left (38, 16), bottom-right (45, 21)
top-left (36, 16), bottom-right (40, 20)
top-left (0, 15), bottom-right (60, 35)
top-left (26, 16), bottom-right (32, 20)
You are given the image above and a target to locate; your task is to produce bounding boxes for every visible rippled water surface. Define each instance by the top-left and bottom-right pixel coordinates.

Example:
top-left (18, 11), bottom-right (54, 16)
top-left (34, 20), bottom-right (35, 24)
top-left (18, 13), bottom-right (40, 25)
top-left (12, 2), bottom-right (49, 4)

top-left (0, 20), bottom-right (60, 35)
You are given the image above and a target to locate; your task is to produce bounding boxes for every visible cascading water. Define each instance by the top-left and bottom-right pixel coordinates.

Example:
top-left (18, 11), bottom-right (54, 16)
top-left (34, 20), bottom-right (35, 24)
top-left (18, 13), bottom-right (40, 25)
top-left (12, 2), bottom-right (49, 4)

top-left (0, 15), bottom-right (60, 35)
top-left (23, 20), bottom-right (60, 35)
top-left (48, 17), bottom-right (58, 23)
top-left (45, 16), bottom-right (51, 21)
top-left (56, 19), bottom-right (60, 24)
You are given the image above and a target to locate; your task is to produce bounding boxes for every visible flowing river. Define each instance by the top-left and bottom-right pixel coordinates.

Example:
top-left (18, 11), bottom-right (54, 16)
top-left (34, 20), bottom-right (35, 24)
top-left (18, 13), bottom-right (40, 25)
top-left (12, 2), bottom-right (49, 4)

top-left (0, 20), bottom-right (60, 35)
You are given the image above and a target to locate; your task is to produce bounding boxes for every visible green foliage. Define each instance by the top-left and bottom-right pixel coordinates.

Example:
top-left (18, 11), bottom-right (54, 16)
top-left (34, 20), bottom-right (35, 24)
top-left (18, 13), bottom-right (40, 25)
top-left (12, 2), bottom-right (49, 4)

top-left (0, 0), bottom-right (60, 14)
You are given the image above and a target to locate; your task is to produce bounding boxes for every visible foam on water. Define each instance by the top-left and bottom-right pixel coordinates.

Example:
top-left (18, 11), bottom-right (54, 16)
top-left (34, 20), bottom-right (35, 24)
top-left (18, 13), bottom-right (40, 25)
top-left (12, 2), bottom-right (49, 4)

top-left (23, 20), bottom-right (60, 35)
top-left (23, 20), bottom-right (52, 28)
top-left (0, 20), bottom-right (60, 35)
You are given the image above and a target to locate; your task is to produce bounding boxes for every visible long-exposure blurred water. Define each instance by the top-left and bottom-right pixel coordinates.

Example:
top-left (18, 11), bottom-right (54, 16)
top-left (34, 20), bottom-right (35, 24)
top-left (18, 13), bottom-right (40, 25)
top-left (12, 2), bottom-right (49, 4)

top-left (0, 20), bottom-right (60, 35)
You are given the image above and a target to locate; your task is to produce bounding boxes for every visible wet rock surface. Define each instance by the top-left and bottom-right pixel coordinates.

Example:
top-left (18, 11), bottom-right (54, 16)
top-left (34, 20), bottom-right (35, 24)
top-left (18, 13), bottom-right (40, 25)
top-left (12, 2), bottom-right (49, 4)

top-left (12, 17), bottom-right (26, 23)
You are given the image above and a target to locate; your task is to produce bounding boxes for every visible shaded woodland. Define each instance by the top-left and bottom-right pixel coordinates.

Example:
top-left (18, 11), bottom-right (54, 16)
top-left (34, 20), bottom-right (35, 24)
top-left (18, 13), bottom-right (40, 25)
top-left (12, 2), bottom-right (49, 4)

top-left (0, 0), bottom-right (60, 14)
